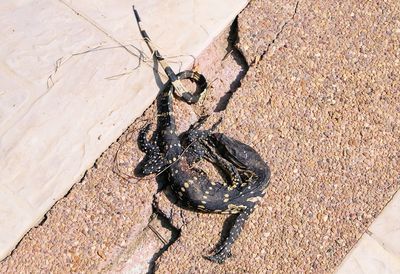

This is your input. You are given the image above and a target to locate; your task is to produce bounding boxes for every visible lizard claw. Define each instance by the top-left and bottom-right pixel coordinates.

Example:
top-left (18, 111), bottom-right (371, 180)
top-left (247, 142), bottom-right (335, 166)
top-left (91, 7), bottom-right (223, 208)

top-left (204, 249), bottom-right (232, 264)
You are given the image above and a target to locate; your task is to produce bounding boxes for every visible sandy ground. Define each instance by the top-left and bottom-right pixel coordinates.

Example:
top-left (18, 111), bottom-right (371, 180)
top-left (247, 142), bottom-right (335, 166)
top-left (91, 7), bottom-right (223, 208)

top-left (1, 0), bottom-right (399, 273)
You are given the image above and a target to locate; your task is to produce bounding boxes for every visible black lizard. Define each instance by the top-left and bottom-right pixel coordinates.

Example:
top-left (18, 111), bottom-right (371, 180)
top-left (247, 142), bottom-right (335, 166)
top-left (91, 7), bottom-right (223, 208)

top-left (133, 6), bottom-right (271, 263)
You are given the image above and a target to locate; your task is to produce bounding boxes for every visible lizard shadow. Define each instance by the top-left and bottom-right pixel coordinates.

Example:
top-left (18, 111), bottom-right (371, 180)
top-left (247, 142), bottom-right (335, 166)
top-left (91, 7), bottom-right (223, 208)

top-left (151, 53), bottom-right (165, 90)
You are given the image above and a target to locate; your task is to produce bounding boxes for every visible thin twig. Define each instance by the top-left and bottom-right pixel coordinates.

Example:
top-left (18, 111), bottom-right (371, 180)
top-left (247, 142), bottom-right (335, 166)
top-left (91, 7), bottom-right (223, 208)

top-left (148, 224), bottom-right (168, 245)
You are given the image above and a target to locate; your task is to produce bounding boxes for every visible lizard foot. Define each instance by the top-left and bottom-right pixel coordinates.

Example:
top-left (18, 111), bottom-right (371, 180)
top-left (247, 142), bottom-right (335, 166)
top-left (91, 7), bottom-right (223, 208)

top-left (204, 245), bottom-right (232, 264)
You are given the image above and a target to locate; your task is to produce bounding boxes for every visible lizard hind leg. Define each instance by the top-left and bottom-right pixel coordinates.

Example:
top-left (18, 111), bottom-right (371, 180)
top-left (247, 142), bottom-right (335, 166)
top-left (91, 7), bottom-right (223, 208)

top-left (137, 123), bottom-right (167, 175)
top-left (205, 205), bottom-right (255, 264)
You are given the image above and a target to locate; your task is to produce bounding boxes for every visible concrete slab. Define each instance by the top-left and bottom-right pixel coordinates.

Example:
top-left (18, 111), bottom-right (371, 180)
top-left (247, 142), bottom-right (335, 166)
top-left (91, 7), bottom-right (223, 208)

top-left (336, 234), bottom-right (400, 274)
top-left (0, 0), bottom-right (248, 260)
top-left (335, 190), bottom-right (400, 274)
top-left (369, 191), bottom-right (400, 256)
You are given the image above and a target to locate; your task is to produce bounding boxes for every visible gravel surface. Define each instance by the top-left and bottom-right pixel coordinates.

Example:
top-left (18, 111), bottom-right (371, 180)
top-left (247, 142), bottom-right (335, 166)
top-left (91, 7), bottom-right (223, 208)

top-left (1, 0), bottom-right (399, 273)
top-left (155, 0), bottom-right (400, 273)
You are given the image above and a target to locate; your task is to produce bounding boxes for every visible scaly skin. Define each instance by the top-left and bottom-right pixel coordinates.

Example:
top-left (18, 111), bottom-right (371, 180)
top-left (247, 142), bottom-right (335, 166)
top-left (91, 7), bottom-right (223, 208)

top-left (180, 129), bottom-right (271, 263)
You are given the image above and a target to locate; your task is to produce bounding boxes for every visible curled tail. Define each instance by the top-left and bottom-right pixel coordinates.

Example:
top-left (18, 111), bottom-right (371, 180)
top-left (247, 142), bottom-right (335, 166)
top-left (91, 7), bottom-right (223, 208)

top-left (132, 6), bottom-right (207, 101)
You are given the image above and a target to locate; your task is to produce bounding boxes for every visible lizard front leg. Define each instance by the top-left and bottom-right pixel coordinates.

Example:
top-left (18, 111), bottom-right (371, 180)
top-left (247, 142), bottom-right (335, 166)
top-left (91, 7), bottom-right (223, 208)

top-left (137, 123), bottom-right (167, 175)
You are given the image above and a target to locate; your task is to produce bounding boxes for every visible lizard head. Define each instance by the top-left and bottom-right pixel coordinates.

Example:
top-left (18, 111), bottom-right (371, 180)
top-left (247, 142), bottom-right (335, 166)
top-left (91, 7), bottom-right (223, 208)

top-left (210, 133), bottom-right (266, 172)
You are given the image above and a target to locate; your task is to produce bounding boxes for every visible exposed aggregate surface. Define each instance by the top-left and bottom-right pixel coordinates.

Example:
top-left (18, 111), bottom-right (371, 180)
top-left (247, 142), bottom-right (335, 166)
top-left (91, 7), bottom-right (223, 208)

top-left (155, 0), bottom-right (400, 273)
top-left (1, 0), bottom-right (399, 273)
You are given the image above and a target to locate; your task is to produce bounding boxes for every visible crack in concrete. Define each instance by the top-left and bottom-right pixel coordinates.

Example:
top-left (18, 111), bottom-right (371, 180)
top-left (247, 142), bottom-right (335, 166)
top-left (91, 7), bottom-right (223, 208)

top-left (133, 2), bottom-right (305, 268)
top-left (215, 18), bottom-right (250, 112)
top-left (58, 0), bottom-right (143, 61)
top-left (249, 0), bottom-right (300, 66)
top-left (143, 2), bottom-right (302, 270)
top-left (143, 18), bottom-right (250, 271)
top-left (109, 3), bottom-right (303, 270)
top-left (145, 209), bottom-right (180, 274)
